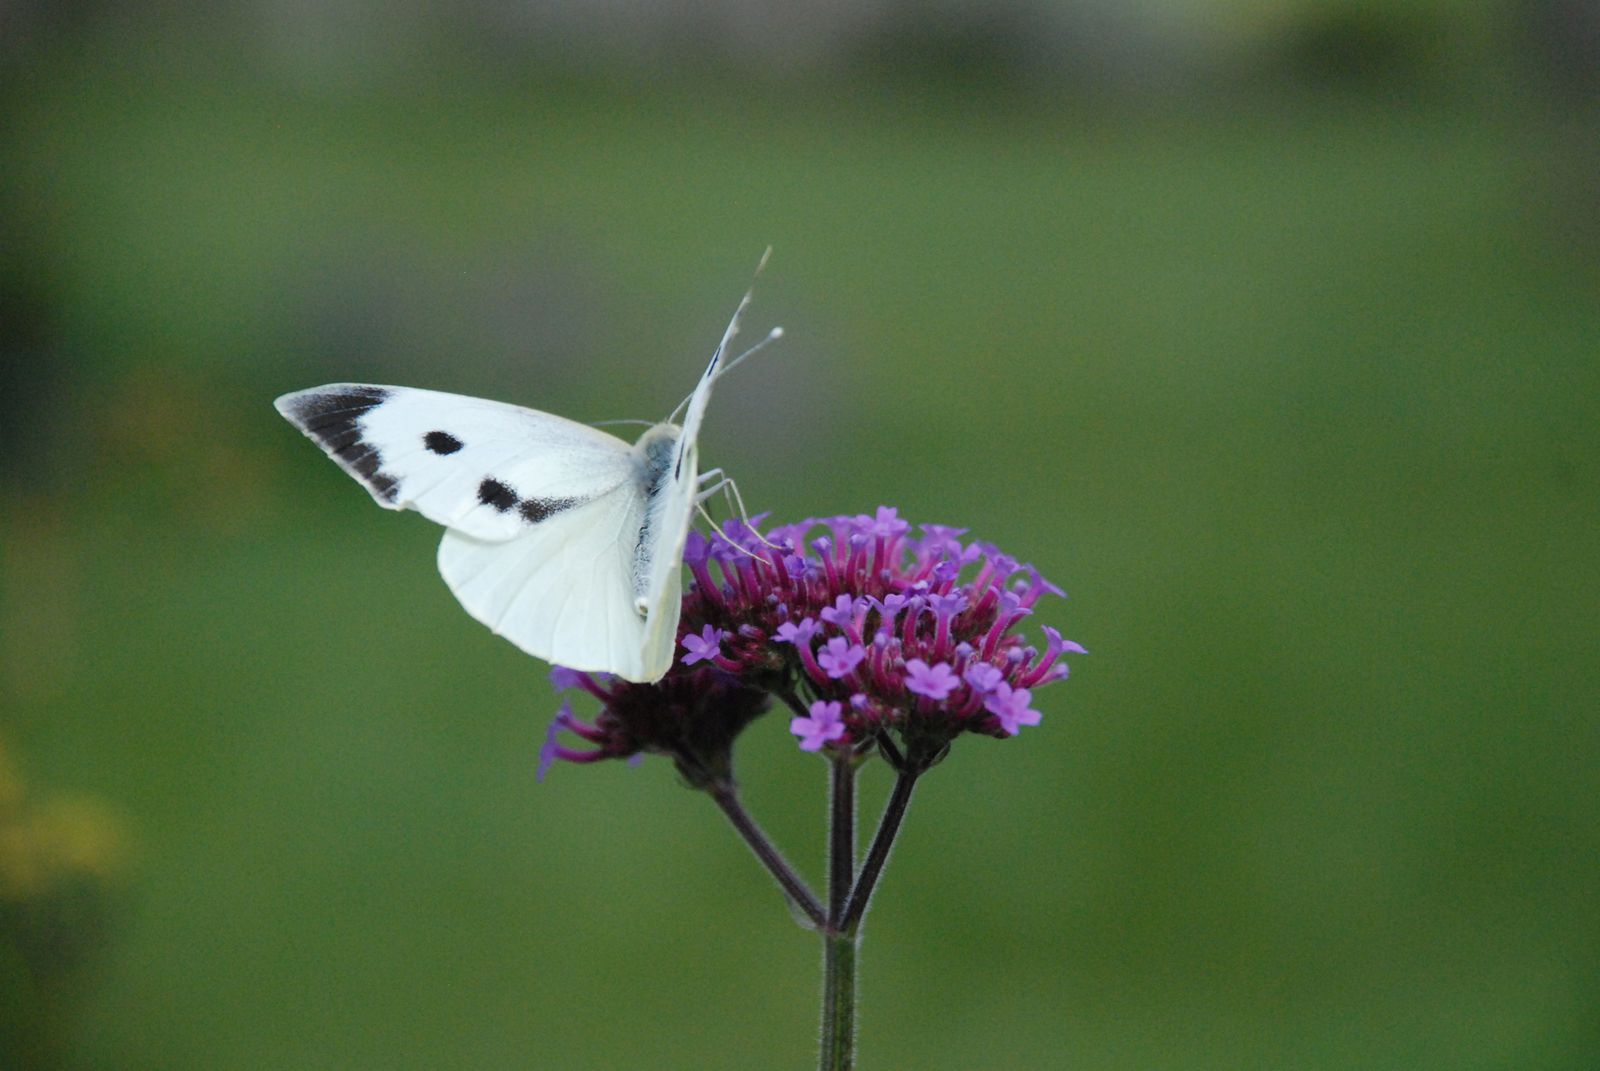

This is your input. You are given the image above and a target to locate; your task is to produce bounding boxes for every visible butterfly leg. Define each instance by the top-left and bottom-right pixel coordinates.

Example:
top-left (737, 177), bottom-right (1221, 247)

top-left (696, 467), bottom-right (729, 502)
top-left (696, 472), bottom-right (781, 554)
top-left (696, 469), bottom-right (748, 520)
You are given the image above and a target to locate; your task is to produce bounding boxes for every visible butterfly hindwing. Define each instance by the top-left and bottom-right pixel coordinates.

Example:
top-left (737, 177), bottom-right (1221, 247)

top-left (436, 486), bottom-right (669, 681)
top-left (276, 384), bottom-right (638, 542)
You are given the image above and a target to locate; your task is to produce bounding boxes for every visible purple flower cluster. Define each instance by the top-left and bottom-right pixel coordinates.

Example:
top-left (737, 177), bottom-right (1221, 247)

top-left (686, 508), bottom-right (1082, 763)
top-left (542, 508), bottom-right (1083, 780)
top-left (539, 665), bottom-right (770, 789)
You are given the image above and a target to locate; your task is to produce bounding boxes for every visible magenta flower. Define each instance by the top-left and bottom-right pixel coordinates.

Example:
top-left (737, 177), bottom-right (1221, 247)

top-left (775, 618), bottom-right (819, 646)
top-left (904, 659), bottom-right (960, 701)
top-left (535, 506), bottom-right (1085, 1070)
top-left (790, 700), bottom-right (848, 752)
top-left (539, 666), bottom-right (770, 788)
top-left (672, 509), bottom-right (1083, 766)
top-left (819, 595), bottom-right (859, 628)
top-left (546, 507), bottom-right (1083, 773)
top-left (818, 637), bottom-right (867, 679)
top-left (983, 682), bottom-right (1041, 735)
top-left (681, 624), bottom-right (727, 666)
top-left (963, 662), bottom-right (1003, 694)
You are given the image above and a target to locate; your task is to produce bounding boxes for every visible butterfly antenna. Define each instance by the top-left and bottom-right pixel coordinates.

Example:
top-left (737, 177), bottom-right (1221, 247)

top-left (668, 246), bottom-right (774, 425)
top-left (591, 418), bottom-right (657, 429)
top-left (720, 326), bottom-right (785, 379)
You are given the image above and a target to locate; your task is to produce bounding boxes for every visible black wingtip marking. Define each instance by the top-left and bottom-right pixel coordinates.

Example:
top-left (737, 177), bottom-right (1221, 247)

top-left (424, 431), bottom-right (463, 455)
top-left (283, 386), bottom-right (390, 426)
top-left (352, 453), bottom-right (399, 501)
top-left (282, 387), bottom-right (400, 502)
top-left (478, 478), bottom-right (519, 513)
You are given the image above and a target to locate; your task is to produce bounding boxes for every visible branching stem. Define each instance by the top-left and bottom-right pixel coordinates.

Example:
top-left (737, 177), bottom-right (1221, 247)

top-left (709, 782), bottom-right (827, 931)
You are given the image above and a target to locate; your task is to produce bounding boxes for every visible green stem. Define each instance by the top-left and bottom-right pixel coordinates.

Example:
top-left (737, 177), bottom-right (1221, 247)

top-left (709, 782), bottom-right (827, 931)
top-left (842, 769), bottom-right (919, 933)
top-left (821, 756), bottom-right (859, 1070)
top-left (820, 930), bottom-right (857, 1070)
top-left (828, 757), bottom-right (856, 922)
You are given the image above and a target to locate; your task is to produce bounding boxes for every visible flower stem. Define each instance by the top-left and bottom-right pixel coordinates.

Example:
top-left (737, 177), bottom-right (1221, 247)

top-left (828, 757), bottom-right (856, 922)
top-left (820, 930), bottom-right (857, 1070)
top-left (842, 769), bottom-right (919, 932)
top-left (820, 755), bottom-right (859, 1070)
top-left (709, 782), bottom-right (827, 931)
top-left (820, 762), bottom-right (923, 1069)
top-left (776, 686), bottom-right (812, 720)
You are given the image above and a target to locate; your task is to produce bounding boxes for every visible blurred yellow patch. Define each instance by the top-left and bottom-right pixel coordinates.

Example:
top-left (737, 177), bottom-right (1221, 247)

top-left (0, 739), bottom-right (129, 910)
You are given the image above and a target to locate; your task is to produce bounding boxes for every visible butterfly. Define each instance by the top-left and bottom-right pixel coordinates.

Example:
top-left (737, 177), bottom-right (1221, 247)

top-left (274, 254), bottom-right (778, 683)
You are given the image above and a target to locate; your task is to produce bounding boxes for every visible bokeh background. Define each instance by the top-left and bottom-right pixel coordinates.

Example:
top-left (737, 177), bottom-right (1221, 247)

top-left (2, 2), bottom-right (1598, 1068)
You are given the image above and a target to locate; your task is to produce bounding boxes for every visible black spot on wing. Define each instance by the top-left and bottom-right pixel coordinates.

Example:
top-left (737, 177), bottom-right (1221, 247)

top-left (424, 431), bottom-right (463, 455)
top-left (519, 496), bottom-right (581, 524)
top-left (467, 476), bottom-right (585, 524)
top-left (478, 478), bottom-right (519, 513)
top-left (282, 387), bottom-right (400, 503)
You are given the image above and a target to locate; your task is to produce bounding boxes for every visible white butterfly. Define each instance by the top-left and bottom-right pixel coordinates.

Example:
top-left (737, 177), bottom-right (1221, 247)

top-left (275, 256), bottom-right (778, 683)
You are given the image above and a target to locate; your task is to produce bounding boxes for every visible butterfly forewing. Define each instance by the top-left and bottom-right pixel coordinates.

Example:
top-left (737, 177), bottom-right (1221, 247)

top-left (276, 385), bottom-right (637, 542)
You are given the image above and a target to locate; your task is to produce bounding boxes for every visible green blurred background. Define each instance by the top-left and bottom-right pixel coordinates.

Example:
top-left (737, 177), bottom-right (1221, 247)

top-left (2, 2), bottom-right (1597, 1068)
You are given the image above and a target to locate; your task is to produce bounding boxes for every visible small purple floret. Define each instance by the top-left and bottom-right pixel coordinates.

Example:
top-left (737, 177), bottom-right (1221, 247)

top-left (819, 594), bottom-right (858, 627)
top-left (775, 618), bottom-right (819, 646)
top-left (873, 592), bottom-right (909, 624)
top-left (818, 637), bottom-right (867, 679)
top-left (984, 683), bottom-right (1041, 735)
top-left (963, 662), bottom-right (1003, 694)
top-left (904, 659), bottom-right (960, 701)
top-left (681, 624), bottom-right (726, 666)
top-left (682, 531), bottom-right (715, 567)
top-left (867, 506), bottom-right (911, 539)
top-left (547, 666), bottom-right (585, 691)
top-left (919, 524), bottom-right (967, 557)
top-left (536, 704), bottom-right (568, 782)
top-left (791, 700), bottom-right (848, 752)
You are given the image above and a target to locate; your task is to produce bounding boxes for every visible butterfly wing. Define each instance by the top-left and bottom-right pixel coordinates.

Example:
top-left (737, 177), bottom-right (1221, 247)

top-left (437, 485), bottom-right (667, 681)
top-left (276, 383), bottom-right (674, 680)
top-left (276, 250), bottom-right (768, 685)
top-left (274, 385), bottom-right (637, 542)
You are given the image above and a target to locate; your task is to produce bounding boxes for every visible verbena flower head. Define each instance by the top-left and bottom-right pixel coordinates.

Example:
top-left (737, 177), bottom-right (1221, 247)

top-left (678, 507), bottom-right (1083, 769)
top-left (540, 665), bottom-right (770, 789)
top-left (543, 507), bottom-right (1084, 782)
